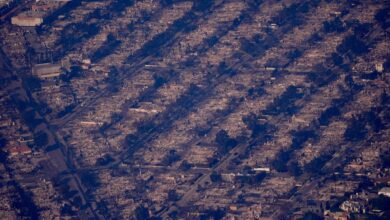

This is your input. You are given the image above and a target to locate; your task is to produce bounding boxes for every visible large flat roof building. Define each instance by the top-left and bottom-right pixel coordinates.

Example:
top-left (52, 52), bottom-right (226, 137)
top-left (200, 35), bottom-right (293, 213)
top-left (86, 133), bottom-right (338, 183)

top-left (11, 11), bottom-right (44, 26)
top-left (32, 63), bottom-right (62, 79)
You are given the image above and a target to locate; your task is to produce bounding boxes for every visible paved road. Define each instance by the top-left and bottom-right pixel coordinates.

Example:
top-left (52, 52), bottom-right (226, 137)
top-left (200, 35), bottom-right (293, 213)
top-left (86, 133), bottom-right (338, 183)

top-left (0, 41), bottom-right (102, 219)
top-left (50, 0), bottom-right (229, 128)
top-left (0, 0), bottom-right (33, 21)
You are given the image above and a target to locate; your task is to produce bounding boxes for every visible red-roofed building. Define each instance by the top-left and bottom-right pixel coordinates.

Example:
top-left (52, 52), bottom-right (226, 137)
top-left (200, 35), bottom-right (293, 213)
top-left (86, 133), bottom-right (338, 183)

top-left (7, 146), bottom-right (32, 157)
